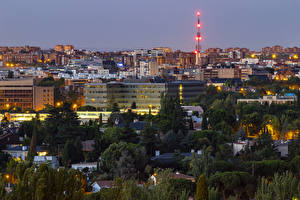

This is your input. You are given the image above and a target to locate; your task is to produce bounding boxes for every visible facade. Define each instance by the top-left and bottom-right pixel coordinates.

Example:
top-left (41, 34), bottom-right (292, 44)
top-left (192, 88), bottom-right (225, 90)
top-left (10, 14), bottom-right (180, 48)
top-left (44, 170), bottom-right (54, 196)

top-left (0, 78), bottom-right (54, 111)
top-left (33, 86), bottom-right (55, 111)
top-left (85, 82), bottom-right (165, 110)
top-left (84, 81), bottom-right (205, 110)
top-left (218, 67), bottom-right (241, 79)
top-left (167, 81), bottom-right (205, 103)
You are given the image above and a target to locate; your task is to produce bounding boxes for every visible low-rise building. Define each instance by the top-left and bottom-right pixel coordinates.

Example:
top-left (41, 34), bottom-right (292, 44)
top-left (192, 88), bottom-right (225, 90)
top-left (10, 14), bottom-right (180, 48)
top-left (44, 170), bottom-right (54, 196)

top-left (237, 94), bottom-right (297, 105)
top-left (33, 156), bottom-right (59, 169)
top-left (71, 162), bottom-right (97, 172)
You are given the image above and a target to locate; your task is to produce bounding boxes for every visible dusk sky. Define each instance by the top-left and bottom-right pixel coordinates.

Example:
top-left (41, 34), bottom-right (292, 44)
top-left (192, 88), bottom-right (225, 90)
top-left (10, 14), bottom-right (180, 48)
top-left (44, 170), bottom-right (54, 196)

top-left (1, 0), bottom-right (300, 51)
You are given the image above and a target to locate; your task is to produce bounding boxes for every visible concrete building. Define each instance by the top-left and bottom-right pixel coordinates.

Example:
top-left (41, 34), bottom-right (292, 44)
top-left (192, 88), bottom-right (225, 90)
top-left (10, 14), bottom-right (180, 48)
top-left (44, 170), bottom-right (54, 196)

top-left (0, 78), bottom-right (54, 111)
top-left (149, 62), bottom-right (159, 76)
top-left (84, 82), bottom-right (165, 110)
top-left (84, 81), bottom-right (205, 110)
top-left (218, 67), bottom-right (241, 79)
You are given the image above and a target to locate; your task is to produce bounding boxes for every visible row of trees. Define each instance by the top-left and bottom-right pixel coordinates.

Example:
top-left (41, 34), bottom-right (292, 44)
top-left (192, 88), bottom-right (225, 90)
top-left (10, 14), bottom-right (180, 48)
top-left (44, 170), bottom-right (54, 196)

top-left (0, 162), bottom-right (87, 200)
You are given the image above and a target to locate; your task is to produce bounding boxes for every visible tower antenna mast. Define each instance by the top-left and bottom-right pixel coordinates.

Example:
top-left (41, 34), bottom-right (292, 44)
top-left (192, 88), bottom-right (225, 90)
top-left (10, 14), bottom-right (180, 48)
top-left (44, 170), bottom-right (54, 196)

top-left (194, 11), bottom-right (202, 54)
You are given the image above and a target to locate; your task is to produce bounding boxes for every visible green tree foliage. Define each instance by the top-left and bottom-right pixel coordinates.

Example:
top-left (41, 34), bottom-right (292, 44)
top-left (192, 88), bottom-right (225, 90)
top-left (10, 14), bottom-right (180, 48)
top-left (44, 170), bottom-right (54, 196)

top-left (158, 94), bottom-right (187, 134)
top-left (140, 124), bottom-right (159, 155)
top-left (252, 131), bottom-right (280, 160)
top-left (5, 164), bottom-right (86, 200)
top-left (195, 174), bottom-right (208, 200)
top-left (255, 177), bottom-right (273, 200)
top-left (209, 171), bottom-right (256, 200)
top-left (43, 102), bottom-right (81, 153)
top-left (100, 142), bottom-right (147, 178)
top-left (0, 176), bottom-right (6, 199)
top-left (255, 171), bottom-right (299, 200)
top-left (208, 187), bottom-right (219, 200)
top-left (0, 152), bottom-right (11, 172)
top-left (189, 147), bottom-right (213, 178)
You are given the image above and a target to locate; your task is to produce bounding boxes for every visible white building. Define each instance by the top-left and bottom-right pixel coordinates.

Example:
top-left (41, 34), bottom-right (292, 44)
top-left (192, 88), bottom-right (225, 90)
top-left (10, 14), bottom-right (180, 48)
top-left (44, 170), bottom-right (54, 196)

top-left (71, 162), bottom-right (97, 172)
top-left (34, 156), bottom-right (59, 169)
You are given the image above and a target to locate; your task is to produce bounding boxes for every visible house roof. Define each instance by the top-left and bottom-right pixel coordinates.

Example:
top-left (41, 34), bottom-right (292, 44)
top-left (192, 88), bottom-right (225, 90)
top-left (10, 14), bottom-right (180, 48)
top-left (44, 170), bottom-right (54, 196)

top-left (4, 145), bottom-right (42, 152)
top-left (151, 152), bottom-right (192, 163)
top-left (170, 172), bottom-right (195, 182)
top-left (82, 140), bottom-right (95, 152)
top-left (118, 121), bottom-right (157, 131)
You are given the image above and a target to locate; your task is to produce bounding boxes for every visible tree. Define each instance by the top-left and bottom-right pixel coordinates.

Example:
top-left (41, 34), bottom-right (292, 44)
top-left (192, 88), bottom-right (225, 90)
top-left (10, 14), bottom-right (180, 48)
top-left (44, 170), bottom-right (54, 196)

top-left (195, 174), bottom-right (208, 200)
top-left (209, 171), bottom-right (256, 200)
top-left (202, 113), bottom-right (208, 130)
top-left (208, 187), bottom-right (219, 200)
top-left (100, 142), bottom-right (147, 178)
top-left (43, 103), bottom-right (80, 153)
top-left (271, 171), bottom-right (298, 200)
top-left (63, 140), bottom-right (73, 167)
top-left (255, 177), bottom-right (272, 200)
top-left (115, 150), bottom-right (137, 179)
top-left (140, 124), bottom-right (159, 155)
top-left (158, 94), bottom-right (187, 134)
top-left (0, 176), bottom-right (6, 199)
top-left (131, 102), bottom-right (137, 109)
top-left (28, 117), bottom-right (39, 160)
top-left (99, 113), bottom-right (103, 127)
top-left (7, 70), bottom-right (14, 78)
top-left (63, 138), bottom-right (84, 167)
top-left (189, 146), bottom-right (213, 178)
top-left (253, 131), bottom-right (280, 161)
top-left (6, 164), bottom-right (86, 200)
top-left (120, 125), bottom-right (139, 144)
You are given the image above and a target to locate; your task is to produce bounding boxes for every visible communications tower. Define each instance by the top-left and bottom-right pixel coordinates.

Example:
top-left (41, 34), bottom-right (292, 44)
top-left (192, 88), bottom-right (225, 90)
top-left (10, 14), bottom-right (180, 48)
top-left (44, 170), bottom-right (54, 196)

top-left (194, 11), bottom-right (202, 54)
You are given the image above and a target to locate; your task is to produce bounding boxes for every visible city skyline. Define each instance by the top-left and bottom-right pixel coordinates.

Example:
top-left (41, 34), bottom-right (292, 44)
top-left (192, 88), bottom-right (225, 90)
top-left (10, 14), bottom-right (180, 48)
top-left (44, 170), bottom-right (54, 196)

top-left (1, 0), bottom-right (300, 51)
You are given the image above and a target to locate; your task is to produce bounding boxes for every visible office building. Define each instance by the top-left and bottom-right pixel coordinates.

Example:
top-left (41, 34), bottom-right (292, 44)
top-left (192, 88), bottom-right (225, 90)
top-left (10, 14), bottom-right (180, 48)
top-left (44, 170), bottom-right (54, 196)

top-left (84, 81), bottom-right (205, 110)
top-left (0, 78), bottom-right (54, 111)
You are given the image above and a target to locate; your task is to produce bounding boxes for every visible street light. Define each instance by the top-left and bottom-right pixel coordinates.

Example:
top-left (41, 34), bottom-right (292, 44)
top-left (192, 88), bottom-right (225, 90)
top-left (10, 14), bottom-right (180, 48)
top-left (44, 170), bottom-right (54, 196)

top-left (272, 54), bottom-right (277, 59)
top-left (5, 104), bottom-right (10, 109)
top-left (72, 104), bottom-right (78, 110)
top-left (56, 102), bottom-right (62, 107)
top-left (293, 54), bottom-right (299, 59)
top-left (5, 174), bottom-right (9, 180)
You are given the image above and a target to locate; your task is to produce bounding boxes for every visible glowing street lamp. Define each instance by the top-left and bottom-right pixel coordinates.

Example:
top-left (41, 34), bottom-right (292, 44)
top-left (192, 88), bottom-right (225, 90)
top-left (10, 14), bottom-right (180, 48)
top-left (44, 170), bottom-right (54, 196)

top-left (72, 104), bottom-right (78, 110)
top-left (56, 102), bottom-right (62, 107)
top-left (272, 54), bottom-right (277, 59)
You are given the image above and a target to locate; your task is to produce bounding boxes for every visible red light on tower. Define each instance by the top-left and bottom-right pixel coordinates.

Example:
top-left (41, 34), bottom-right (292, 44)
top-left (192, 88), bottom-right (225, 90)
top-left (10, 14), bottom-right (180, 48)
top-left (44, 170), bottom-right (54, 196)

top-left (194, 50), bottom-right (198, 54)
top-left (197, 23), bottom-right (201, 28)
top-left (197, 11), bottom-right (201, 16)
